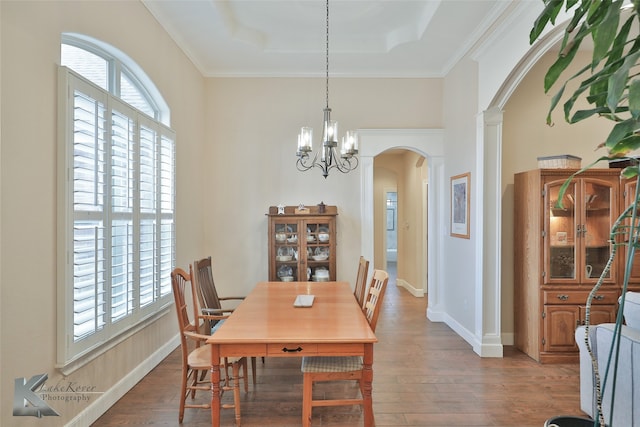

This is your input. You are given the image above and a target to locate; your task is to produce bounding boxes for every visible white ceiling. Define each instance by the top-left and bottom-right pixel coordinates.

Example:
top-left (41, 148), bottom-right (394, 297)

top-left (142, 0), bottom-right (519, 78)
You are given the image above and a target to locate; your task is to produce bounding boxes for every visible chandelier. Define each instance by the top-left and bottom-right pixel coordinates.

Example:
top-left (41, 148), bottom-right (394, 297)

top-left (296, 0), bottom-right (358, 179)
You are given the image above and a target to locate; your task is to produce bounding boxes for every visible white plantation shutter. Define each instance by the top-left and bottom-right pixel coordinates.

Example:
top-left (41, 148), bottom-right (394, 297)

top-left (110, 105), bottom-right (135, 322)
top-left (73, 223), bottom-right (106, 340)
top-left (58, 67), bottom-right (175, 367)
top-left (139, 123), bottom-right (157, 307)
top-left (159, 135), bottom-right (175, 297)
top-left (138, 118), bottom-right (176, 308)
top-left (72, 83), bottom-right (107, 342)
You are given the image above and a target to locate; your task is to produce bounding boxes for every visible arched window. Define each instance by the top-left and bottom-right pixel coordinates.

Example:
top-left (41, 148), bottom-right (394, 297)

top-left (61, 33), bottom-right (169, 123)
top-left (58, 34), bottom-right (175, 371)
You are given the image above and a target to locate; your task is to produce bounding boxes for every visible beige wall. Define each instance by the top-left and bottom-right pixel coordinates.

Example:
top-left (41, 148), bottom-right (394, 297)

top-left (400, 152), bottom-right (428, 290)
top-left (442, 57), bottom-right (480, 331)
top-left (0, 1), bottom-right (205, 425)
top-left (501, 50), bottom-right (613, 336)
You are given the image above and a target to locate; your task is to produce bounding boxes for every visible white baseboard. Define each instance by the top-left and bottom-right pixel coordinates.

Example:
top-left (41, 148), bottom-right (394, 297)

top-left (440, 313), bottom-right (504, 358)
top-left (396, 279), bottom-right (424, 297)
top-left (66, 335), bottom-right (180, 427)
top-left (426, 306), bottom-right (445, 322)
top-left (474, 339), bottom-right (504, 358)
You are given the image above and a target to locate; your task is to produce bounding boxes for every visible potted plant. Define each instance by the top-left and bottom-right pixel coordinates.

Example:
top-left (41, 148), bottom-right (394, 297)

top-left (530, 1), bottom-right (640, 426)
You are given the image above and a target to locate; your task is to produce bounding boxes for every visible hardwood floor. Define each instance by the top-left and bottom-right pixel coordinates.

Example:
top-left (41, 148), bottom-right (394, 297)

top-left (92, 273), bottom-right (585, 426)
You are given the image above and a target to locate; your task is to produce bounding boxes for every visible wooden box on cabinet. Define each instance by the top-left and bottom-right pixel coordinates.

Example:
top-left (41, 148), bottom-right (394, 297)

top-left (267, 205), bottom-right (337, 282)
top-left (514, 168), bottom-right (620, 363)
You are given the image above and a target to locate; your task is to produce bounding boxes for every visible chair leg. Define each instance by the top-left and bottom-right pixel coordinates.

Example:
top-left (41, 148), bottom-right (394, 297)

top-left (302, 373), bottom-right (313, 427)
top-left (189, 368), bottom-right (198, 399)
top-left (179, 366), bottom-right (188, 423)
top-left (232, 361), bottom-right (242, 426)
top-left (223, 357), bottom-right (231, 387)
top-left (243, 358), bottom-right (249, 393)
top-left (251, 356), bottom-right (257, 385)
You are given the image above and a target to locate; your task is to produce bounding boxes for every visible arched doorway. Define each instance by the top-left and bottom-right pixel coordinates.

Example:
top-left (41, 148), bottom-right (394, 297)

top-left (374, 149), bottom-right (427, 297)
top-left (359, 129), bottom-right (445, 320)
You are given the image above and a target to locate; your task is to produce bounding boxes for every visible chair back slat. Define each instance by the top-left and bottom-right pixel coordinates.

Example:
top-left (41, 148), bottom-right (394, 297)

top-left (353, 256), bottom-right (369, 308)
top-left (193, 256), bottom-right (222, 311)
top-left (171, 267), bottom-right (201, 355)
top-left (363, 269), bottom-right (389, 332)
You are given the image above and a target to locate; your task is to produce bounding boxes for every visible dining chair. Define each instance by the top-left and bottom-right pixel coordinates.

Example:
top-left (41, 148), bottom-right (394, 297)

top-left (171, 266), bottom-right (248, 425)
top-left (193, 256), bottom-right (259, 385)
top-left (353, 256), bottom-right (369, 309)
top-left (300, 269), bottom-right (389, 427)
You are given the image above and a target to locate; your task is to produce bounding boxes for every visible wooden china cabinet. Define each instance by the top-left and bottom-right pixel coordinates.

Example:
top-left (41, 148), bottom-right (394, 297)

top-left (514, 168), bottom-right (620, 363)
top-left (267, 205), bottom-right (337, 282)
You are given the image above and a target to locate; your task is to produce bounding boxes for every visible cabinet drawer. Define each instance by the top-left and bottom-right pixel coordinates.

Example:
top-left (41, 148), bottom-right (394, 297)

top-left (267, 343), bottom-right (318, 356)
top-left (543, 290), bottom-right (618, 305)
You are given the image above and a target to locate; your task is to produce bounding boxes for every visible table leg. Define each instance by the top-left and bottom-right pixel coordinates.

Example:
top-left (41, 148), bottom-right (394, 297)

top-left (210, 343), bottom-right (221, 427)
top-left (362, 343), bottom-right (375, 427)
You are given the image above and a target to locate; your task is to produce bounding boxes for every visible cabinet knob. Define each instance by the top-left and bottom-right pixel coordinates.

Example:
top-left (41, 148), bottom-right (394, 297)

top-left (557, 294), bottom-right (569, 301)
top-left (594, 294), bottom-right (605, 301)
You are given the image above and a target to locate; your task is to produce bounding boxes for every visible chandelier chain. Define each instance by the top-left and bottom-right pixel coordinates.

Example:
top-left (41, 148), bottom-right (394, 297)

top-left (325, 0), bottom-right (329, 110)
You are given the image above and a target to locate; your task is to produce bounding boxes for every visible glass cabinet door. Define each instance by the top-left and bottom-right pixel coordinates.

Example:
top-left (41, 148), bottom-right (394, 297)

top-left (547, 179), bottom-right (578, 281)
top-left (545, 177), bottom-right (615, 284)
top-left (273, 219), bottom-right (298, 281)
top-left (304, 220), bottom-right (332, 282)
top-left (583, 179), bottom-right (614, 280)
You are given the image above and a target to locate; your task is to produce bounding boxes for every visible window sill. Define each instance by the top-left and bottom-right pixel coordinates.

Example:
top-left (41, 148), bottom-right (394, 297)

top-left (56, 304), bottom-right (173, 376)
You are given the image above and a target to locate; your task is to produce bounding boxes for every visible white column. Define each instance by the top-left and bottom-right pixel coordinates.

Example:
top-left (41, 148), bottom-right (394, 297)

top-left (474, 107), bottom-right (504, 357)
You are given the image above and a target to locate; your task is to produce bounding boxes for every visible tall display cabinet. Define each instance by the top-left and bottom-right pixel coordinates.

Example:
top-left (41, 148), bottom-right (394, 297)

top-left (514, 168), bottom-right (620, 363)
top-left (267, 205), bottom-right (337, 282)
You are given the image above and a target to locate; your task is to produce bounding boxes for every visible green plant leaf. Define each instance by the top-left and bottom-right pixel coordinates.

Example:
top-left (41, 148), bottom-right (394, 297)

top-left (592, 0), bottom-right (622, 66)
top-left (586, 0), bottom-right (611, 26)
top-left (547, 83), bottom-right (567, 125)
top-left (530, 0), bottom-right (565, 43)
top-left (570, 106), bottom-right (613, 121)
top-left (622, 165), bottom-right (640, 178)
top-left (607, 50), bottom-right (640, 112)
top-left (565, 0), bottom-right (589, 33)
top-left (609, 134), bottom-right (640, 155)
top-left (605, 118), bottom-right (640, 150)
top-left (562, 65), bottom-right (609, 119)
top-left (545, 34), bottom-right (584, 91)
top-left (604, 15), bottom-right (633, 67)
top-left (629, 79), bottom-right (640, 118)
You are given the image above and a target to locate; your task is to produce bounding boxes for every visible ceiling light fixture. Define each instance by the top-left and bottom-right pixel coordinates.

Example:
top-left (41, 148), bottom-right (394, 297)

top-left (296, 0), bottom-right (358, 179)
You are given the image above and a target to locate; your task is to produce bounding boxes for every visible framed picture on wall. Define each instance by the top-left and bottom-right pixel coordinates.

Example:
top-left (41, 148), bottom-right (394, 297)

top-left (450, 172), bottom-right (470, 239)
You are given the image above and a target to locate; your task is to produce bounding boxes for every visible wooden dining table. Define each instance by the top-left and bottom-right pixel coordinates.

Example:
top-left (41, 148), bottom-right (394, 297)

top-left (206, 281), bottom-right (378, 426)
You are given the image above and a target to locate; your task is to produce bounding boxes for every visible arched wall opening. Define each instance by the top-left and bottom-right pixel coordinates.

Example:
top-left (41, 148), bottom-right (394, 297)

top-left (479, 21), bottom-right (574, 351)
top-left (359, 129), bottom-right (445, 318)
